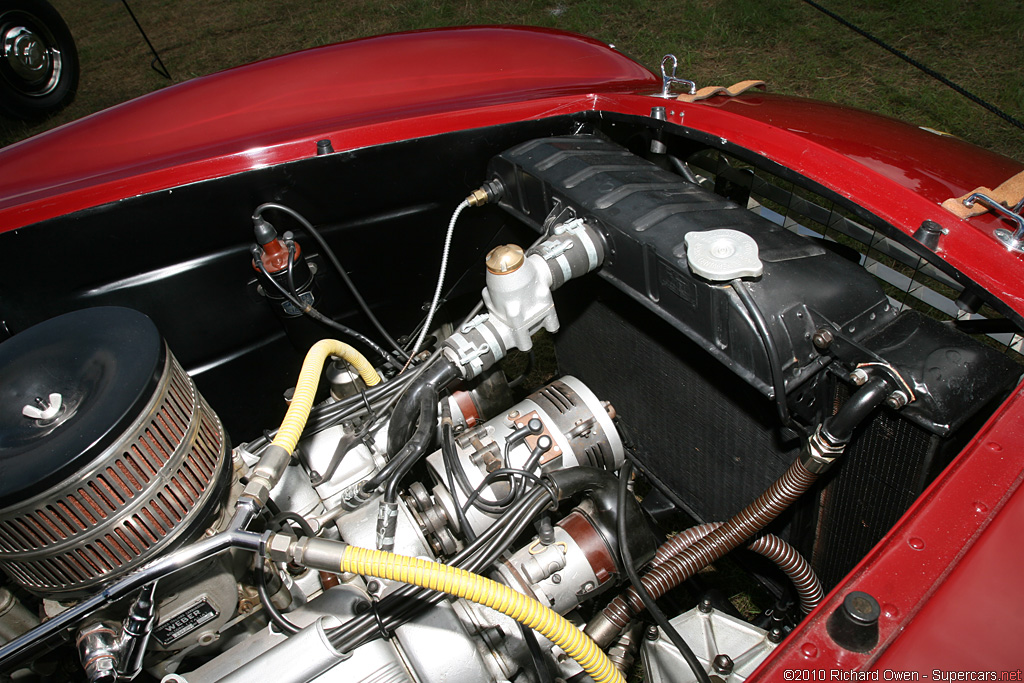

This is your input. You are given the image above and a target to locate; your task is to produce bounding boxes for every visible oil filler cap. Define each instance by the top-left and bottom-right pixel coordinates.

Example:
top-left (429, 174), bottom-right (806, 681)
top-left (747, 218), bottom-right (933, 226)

top-left (684, 229), bottom-right (763, 281)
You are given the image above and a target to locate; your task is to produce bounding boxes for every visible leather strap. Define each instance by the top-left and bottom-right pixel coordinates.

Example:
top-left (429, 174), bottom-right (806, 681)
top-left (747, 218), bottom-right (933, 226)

top-left (941, 169), bottom-right (1024, 219)
top-left (676, 79), bottom-right (766, 103)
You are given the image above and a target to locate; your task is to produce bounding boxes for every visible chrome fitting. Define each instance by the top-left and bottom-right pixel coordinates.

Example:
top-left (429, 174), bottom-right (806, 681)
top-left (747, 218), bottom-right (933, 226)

top-left (242, 444), bottom-right (291, 505)
top-left (266, 532), bottom-right (296, 564)
top-left (76, 623), bottom-right (118, 683)
top-left (800, 425), bottom-right (847, 474)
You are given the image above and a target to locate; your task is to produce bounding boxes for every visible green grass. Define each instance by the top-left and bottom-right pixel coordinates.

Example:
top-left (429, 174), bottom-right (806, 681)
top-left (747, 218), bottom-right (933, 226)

top-left (2, 0), bottom-right (1022, 161)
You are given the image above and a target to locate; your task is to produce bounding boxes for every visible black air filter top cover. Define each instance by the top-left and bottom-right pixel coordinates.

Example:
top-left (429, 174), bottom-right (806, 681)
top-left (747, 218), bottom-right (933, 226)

top-left (0, 307), bottom-right (163, 508)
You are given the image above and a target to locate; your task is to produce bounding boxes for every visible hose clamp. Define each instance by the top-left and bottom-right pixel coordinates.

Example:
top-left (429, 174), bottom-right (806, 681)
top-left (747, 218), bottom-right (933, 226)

top-left (554, 217), bottom-right (600, 271)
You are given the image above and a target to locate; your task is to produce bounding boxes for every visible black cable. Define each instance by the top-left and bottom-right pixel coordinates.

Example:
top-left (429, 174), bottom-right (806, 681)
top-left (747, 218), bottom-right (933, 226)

top-left (441, 415), bottom-right (477, 543)
top-left (618, 461), bottom-right (710, 683)
top-left (270, 511), bottom-right (315, 539)
top-left (252, 246), bottom-right (399, 368)
top-left (256, 552), bottom-right (302, 636)
top-left (461, 467), bottom-right (548, 514)
top-left (731, 279), bottom-right (793, 429)
top-left (285, 239), bottom-right (299, 300)
top-left (520, 623), bottom-right (555, 683)
top-left (801, 0), bottom-right (1024, 133)
top-left (254, 203), bottom-right (411, 361)
top-left (119, 0), bottom-right (171, 80)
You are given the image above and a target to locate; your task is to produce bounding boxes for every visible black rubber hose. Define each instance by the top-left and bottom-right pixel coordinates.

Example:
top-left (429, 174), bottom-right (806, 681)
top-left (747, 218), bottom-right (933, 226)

top-left (386, 357), bottom-right (459, 457)
top-left (382, 392), bottom-right (438, 505)
top-left (822, 376), bottom-right (890, 444)
top-left (441, 409), bottom-right (477, 542)
top-left (617, 461), bottom-right (711, 683)
top-left (270, 511), bottom-right (315, 539)
top-left (669, 155), bottom-right (701, 185)
top-left (256, 556), bottom-right (301, 636)
top-left (546, 467), bottom-right (658, 573)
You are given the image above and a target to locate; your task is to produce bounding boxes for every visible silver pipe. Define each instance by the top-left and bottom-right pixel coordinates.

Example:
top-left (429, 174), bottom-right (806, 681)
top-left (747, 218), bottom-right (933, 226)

top-left (0, 587), bottom-right (39, 645)
top-left (216, 617), bottom-right (349, 683)
top-left (0, 530), bottom-right (263, 672)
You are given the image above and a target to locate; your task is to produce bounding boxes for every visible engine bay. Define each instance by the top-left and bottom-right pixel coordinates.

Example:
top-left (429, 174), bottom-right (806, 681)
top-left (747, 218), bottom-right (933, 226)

top-left (0, 117), bottom-right (1019, 682)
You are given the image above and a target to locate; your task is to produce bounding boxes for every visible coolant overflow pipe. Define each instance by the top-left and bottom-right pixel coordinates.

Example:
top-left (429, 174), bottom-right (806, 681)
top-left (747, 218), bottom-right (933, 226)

top-left (267, 535), bottom-right (625, 683)
top-left (585, 377), bottom-right (890, 647)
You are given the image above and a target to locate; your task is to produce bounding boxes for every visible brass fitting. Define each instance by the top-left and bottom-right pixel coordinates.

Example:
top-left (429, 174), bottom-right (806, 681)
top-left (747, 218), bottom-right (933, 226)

top-left (467, 188), bottom-right (490, 207)
top-left (485, 244), bottom-right (525, 274)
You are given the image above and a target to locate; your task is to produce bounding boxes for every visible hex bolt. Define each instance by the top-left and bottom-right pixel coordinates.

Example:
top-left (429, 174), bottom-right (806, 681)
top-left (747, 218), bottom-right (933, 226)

top-left (768, 626), bottom-right (785, 643)
top-left (885, 390), bottom-right (909, 409)
top-left (812, 328), bottom-right (834, 350)
top-left (849, 368), bottom-right (869, 386)
top-left (712, 654), bottom-right (734, 675)
top-left (698, 597), bottom-right (713, 613)
top-left (645, 624), bottom-right (660, 641)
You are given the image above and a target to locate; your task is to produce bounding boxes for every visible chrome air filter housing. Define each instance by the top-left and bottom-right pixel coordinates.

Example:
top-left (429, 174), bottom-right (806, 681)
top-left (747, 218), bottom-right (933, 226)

top-left (0, 307), bottom-right (229, 596)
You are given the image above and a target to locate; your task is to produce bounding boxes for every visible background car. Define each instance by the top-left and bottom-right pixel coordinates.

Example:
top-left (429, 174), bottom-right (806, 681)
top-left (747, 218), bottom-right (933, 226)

top-left (0, 0), bottom-right (78, 120)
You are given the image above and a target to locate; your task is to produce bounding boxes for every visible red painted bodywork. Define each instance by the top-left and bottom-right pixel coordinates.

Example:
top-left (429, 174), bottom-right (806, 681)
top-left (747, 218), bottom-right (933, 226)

top-left (3, 25), bottom-right (1023, 676)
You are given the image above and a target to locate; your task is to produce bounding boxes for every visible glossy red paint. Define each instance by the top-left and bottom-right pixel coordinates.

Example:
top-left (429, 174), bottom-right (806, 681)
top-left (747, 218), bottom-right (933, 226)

top-left (4, 26), bottom-right (1024, 672)
top-left (752, 385), bottom-right (1024, 675)
top-left (0, 26), bottom-right (657, 231)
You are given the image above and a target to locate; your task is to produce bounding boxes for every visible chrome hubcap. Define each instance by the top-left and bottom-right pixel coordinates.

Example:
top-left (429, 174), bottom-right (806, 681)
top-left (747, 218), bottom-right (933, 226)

top-left (2, 18), bottom-right (63, 95)
top-left (4, 26), bottom-right (49, 79)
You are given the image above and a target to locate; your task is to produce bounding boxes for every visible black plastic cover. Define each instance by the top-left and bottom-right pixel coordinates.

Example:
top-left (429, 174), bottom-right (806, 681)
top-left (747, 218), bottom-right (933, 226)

top-left (0, 307), bottom-right (164, 507)
top-left (488, 136), bottom-right (895, 401)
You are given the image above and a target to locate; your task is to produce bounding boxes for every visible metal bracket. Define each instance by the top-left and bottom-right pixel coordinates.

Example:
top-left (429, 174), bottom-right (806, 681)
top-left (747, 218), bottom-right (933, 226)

top-left (963, 192), bottom-right (1024, 252)
top-left (659, 55), bottom-right (697, 98)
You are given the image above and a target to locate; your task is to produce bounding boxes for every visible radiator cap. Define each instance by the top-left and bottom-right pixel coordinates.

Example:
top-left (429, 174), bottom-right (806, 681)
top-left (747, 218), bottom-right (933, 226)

top-left (684, 229), bottom-right (763, 281)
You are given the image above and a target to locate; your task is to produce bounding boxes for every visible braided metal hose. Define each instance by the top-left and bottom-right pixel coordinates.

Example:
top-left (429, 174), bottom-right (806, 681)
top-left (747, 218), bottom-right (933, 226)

top-left (652, 523), bottom-right (823, 615)
top-left (587, 457), bottom-right (818, 645)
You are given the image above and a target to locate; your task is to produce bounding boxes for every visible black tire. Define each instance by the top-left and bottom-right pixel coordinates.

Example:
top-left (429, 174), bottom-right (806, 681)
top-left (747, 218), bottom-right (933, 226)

top-left (0, 0), bottom-right (79, 121)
